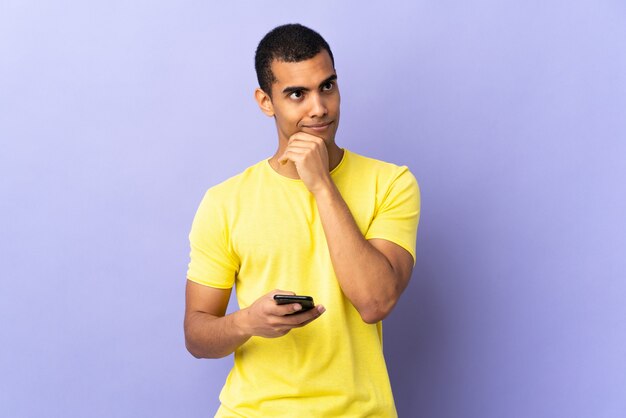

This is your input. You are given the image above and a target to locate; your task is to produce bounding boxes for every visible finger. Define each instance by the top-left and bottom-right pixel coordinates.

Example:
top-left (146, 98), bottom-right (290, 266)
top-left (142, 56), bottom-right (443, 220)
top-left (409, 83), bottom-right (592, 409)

top-left (267, 302), bottom-right (300, 316)
top-left (278, 150), bottom-right (307, 165)
top-left (281, 147), bottom-right (311, 159)
top-left (285, 141), bottom-right (322, 153)
top-left (294, 314), bottom-right (321, 328)
top-left (287, 138), bottom-right (319, 148)
top-left (289, 132), bottom-right (325, 143)
top-left (268, 290), bottom-right (304, 316)
top-left (285, 304), bottom-right (326, 325)
top-left (284, 142), bottom-right (316, 152)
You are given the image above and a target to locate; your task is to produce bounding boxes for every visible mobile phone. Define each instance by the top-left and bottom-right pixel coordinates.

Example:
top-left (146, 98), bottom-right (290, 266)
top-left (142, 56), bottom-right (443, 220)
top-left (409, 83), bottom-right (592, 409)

top-left (273, 294), bottom-right (315, 313)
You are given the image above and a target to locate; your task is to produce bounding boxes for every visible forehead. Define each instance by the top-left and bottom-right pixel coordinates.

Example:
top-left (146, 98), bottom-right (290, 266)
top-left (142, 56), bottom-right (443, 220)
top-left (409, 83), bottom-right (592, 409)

top-left (270, 50), bottom-right (335, 90)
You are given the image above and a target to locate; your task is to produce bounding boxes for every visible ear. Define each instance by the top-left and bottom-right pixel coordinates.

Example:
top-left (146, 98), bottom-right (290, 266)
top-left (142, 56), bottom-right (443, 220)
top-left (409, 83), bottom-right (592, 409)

top-left (254, 88), bottom-right (274, 117)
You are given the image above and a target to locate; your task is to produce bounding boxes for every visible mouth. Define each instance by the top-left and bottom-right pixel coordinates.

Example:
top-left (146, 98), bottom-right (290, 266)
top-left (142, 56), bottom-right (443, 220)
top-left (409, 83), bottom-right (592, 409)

top-left (302, 121), bottom-right (333, 132)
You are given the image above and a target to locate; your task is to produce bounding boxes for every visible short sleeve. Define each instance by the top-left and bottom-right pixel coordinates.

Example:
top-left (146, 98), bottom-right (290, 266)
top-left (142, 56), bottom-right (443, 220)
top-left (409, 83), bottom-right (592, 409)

top-left (186, 189), bottom-right (239, 288)
top-left (365, 167), bottom-right (420, 264)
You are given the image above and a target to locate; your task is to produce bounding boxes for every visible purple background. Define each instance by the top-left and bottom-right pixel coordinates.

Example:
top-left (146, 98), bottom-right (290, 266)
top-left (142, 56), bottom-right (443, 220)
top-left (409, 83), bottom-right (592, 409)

top-left (1, 1), bottom-right (625, 417)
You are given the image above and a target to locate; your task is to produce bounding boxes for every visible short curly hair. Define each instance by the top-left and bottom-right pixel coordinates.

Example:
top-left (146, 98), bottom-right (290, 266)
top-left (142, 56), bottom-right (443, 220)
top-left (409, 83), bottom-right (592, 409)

top-left (255, 24), bottom-right (335, 97)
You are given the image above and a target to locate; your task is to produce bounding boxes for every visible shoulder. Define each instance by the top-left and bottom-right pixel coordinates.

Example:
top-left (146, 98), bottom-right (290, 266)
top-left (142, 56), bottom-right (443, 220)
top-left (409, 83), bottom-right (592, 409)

top-left (194, 160), bottom-right (268, 217)
top-left (203, 160), bottom-right (267, 199)
top-left (343, 149), bottom-right (418, 186)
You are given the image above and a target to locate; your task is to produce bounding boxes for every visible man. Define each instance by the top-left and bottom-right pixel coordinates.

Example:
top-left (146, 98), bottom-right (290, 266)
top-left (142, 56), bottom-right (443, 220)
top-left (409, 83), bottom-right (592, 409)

top-left (185, 24), bottom-right (420, 417)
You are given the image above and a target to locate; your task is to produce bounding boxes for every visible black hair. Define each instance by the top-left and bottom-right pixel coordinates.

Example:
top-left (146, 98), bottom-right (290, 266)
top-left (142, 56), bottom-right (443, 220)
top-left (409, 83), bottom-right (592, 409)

top-left (255, 23), bottom-right (335, 96)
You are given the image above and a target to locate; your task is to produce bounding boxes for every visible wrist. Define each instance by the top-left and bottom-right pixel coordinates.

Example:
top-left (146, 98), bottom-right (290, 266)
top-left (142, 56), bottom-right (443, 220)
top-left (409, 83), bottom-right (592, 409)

top-left (311, 177), bottom-right (337, 200)
top-left (231, 308), bottom-right (252, 339)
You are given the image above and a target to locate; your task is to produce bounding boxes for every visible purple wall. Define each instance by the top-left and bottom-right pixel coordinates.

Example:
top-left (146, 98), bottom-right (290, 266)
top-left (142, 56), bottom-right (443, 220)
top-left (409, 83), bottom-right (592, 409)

top-left (1, 1), bottom-right (625, 417)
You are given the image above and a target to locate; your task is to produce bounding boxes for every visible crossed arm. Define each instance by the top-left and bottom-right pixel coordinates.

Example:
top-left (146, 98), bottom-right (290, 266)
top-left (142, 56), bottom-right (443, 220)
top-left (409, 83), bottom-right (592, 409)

top-left (277, 133), bottom-right (415, 323)
top-left (184, 133), bottom-right (415, 358)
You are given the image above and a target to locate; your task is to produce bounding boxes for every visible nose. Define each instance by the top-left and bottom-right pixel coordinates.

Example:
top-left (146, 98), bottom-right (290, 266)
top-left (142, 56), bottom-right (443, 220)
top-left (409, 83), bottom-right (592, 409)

top-left (308, 93), bottom-right (328, 119)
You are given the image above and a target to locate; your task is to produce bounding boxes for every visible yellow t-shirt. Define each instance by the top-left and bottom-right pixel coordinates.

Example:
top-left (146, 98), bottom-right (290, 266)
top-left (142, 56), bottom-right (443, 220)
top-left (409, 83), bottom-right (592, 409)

top-left (187, 149), bottom-right (420, 417)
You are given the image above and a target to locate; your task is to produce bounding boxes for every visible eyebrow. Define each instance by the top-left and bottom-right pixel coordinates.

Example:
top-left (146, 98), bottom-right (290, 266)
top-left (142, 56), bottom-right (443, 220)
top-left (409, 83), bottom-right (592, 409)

top-left (281, 74), bottom-right (338, 95)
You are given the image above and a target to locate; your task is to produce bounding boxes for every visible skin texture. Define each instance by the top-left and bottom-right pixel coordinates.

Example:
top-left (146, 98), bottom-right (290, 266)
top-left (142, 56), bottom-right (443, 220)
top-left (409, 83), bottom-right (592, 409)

top-left (184, 50), bottom-right (414, 359)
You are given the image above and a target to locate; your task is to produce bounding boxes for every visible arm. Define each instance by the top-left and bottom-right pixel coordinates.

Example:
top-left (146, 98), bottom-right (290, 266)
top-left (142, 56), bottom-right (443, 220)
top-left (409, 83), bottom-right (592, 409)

top-left (314, 186), bottom-right (414, 323)
top-left (279, 134), bottom-right (415, 323)
top-left (184, 280), bottom-right (326, 359)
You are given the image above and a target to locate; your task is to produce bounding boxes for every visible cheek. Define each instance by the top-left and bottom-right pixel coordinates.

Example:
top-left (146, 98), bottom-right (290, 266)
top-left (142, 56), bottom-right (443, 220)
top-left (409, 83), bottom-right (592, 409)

top-left (274, 112), bottom-right (302, 137)
top-left (277, 108), bottom-right (301, 126)
top-left (329, 95), bottom-right (340, 113)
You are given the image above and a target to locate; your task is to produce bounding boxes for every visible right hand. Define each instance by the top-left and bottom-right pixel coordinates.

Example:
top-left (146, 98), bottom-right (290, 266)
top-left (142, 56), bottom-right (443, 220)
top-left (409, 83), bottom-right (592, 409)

top-left (238, 289), bottom-right (326, 338)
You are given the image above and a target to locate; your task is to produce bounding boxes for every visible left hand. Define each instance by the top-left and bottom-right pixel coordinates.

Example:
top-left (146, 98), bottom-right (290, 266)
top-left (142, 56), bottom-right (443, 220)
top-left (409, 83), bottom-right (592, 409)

top-left (278, 132), bottom-right (332, 195)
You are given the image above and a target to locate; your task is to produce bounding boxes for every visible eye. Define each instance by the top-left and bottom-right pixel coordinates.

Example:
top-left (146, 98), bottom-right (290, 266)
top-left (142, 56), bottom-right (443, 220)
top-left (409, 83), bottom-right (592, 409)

top-left (322, 81), bottom-right (335, 91)
top-left (289, 90), bottom-right (304, 100)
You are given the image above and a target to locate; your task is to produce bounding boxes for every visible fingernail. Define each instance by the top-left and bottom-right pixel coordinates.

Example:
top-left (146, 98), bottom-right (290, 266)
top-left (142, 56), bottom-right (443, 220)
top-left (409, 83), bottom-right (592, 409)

top-left (318, 306), bottom-right (326, 314)
top-left (293, 304), bottom-right (302, 311)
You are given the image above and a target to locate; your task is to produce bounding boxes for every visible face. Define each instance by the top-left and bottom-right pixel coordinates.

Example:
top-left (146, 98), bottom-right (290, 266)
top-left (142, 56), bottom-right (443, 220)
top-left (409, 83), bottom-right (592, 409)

top-left (256, 50), bottom-right (340, 146)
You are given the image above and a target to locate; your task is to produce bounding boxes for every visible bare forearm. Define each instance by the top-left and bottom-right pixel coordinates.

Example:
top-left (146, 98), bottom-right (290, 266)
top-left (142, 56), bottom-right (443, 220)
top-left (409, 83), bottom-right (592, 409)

top-left (275, 135), bottom-right (410, 322)
top-left (314, 182), bottom-right (401, 323)
top-left (184, 310), bottom-right (250, 359)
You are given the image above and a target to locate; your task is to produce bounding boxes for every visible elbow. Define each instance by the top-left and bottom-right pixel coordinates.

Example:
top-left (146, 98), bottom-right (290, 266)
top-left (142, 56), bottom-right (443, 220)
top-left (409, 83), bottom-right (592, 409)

top-left (184, 322), bottom-right (206, 359)
top-left (186, 346), bottom-right (204, 359)
top-left (184, 327), bottom-right (225, 359)
top-left (357, 299), bottom-right (396, 324)
top-left (361, 312), bottom-right (385, 324)
top-left (184, 313), bottom-right (234, 359)
top-left (352, 282), bottom-right (402, 324)
top-left (185, 337), bottom-right (207, 359)
top-left (185, 338), bottom-right (227, 359)
top-left (353, 267), bottom-right (408, 324)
